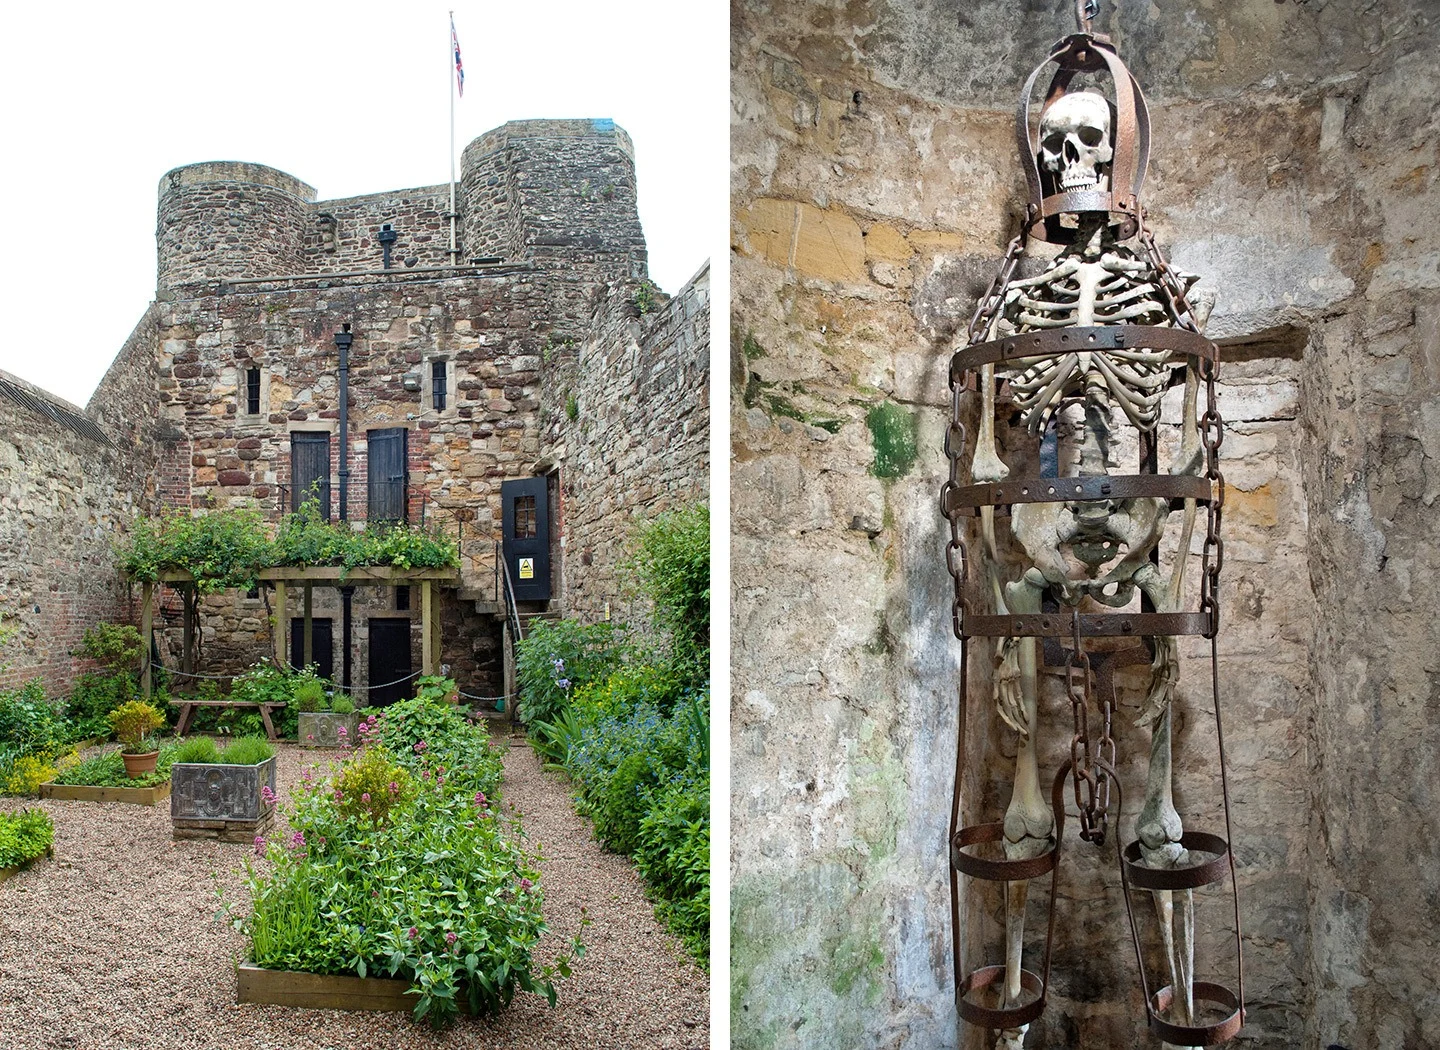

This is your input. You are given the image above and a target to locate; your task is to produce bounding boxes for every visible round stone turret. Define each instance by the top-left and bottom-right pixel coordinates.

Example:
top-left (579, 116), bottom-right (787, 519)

top-left (157, 162), bottom-right (316, 289)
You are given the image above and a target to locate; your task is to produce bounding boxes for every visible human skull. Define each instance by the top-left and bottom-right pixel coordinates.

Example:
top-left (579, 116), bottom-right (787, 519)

top-left (1038, 91), bottom-right (1113, 192)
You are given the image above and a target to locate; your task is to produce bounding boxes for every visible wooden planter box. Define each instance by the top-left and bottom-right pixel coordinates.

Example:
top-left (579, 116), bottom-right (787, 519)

top-left (0, 850), bottom-right (52, 885)
top-left (172, 756), bottom-right (277, 842)
top-left (237, 963), bottom-right (471, 1014)
top-left (39, 780), bottom-right (171, 805)
top-left (297, 711), bottom-right (361, 748)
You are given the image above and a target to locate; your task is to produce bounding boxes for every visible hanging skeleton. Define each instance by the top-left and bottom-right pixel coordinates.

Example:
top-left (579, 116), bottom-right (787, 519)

top-left (941, 5), bottom-right (1244, 1047)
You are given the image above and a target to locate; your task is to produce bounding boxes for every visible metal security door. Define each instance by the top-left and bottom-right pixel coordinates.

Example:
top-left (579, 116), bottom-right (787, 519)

top-left (367, 619), bottom-right (414, 706)
top-left (368, 428), bottom-right (408, 523)
top-left (501, 477), bottom-right (551, 601)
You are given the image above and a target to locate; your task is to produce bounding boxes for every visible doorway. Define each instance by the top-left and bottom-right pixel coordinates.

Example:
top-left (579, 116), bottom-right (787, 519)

top-left (289, 617), bottom-right (333, 681)
top-left (501, 476), bottom-right (552, 602)
top-left (368, 618), bottom-right (414, 706)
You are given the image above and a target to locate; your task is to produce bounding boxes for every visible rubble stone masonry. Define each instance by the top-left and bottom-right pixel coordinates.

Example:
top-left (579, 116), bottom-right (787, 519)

top-left (730, 2), bottom-right (1439, 1048)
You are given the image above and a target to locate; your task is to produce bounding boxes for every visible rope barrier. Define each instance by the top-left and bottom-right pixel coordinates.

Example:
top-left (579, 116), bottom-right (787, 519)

top-left (355, 669), bottom-right (423, 693)
top-left (457, 688), bottom-right (516, 703)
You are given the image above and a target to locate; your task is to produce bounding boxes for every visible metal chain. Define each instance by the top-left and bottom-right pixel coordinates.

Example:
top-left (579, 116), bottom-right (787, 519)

top-left (1065, 611), bottom-right (1107, 843)
top-left (1138, 208), bottom-right (1226, 637)
top-left (942, 228), bottom-right (1029, 641)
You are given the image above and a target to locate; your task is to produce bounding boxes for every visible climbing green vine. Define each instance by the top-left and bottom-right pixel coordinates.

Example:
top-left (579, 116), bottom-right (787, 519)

top-left (119, 504), bottom-right (459, 593)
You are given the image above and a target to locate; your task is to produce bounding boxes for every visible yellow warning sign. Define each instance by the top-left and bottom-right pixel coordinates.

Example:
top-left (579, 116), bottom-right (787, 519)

top-left (519, 557), bottom-right (535, 580)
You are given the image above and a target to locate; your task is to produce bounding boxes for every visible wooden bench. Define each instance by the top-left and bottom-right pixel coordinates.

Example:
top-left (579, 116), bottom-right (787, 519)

top-left (172, 700), bottom-right (287, 741)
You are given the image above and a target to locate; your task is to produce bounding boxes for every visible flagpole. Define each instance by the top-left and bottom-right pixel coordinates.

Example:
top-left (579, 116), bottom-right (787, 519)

top-left (448, 10), bottom-right (457, 266)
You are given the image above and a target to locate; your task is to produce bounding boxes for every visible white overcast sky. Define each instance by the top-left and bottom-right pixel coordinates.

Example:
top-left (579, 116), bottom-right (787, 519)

top-left (0, 1), bottom-right (726, 407)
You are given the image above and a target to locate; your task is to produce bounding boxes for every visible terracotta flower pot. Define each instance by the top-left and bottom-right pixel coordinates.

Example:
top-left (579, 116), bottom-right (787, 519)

top-left (122, 750), bottom-right (160, 778)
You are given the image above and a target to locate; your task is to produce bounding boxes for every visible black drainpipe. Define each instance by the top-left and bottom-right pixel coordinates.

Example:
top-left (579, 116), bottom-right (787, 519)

top-left (334, 323), bottom-right (354, 694)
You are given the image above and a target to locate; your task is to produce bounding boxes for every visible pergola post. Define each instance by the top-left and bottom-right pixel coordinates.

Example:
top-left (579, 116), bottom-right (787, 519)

top-left (140, 582), bottom-right (153, 700)
top-left (303, 583), bottom-right (314, 669)
top-left (182, 585), bottom-right (196, 678)
top-left (421, 580), bottom-right (435, 677)
top-left (275, 581), bottom-right (288, 667)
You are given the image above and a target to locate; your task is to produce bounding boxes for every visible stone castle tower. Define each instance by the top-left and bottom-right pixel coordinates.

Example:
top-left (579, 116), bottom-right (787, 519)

top-left (0, 119), bottom-right (709, 699)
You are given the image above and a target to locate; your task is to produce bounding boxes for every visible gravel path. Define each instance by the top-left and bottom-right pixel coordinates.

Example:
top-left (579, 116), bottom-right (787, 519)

top-left (0, 737), bottom-right (708, 1050)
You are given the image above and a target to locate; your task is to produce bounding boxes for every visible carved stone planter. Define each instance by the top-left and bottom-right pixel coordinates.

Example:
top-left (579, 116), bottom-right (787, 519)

top-left (297, 711), bottom-right (361, 748)
top-left (171, 756), bottom-right (277, 842)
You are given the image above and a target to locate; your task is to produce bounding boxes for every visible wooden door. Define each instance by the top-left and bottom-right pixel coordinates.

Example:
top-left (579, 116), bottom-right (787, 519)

top-left (501, 476), bottom-right (551, 601)
top-left (289, 617), bottom-right (333, 681)
top-left (291, 432), bottom-right (332, 518)
top-left (367, 428), bottom-right (408, 524)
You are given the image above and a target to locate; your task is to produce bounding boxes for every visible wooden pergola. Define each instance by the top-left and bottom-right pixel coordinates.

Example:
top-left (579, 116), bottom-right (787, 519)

top-left (137, 565), bottom-right (459, 698)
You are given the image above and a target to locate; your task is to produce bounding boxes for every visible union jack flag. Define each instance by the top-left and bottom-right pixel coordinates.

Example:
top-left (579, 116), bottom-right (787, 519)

top-left (451, 16), bottom-right (464, 97)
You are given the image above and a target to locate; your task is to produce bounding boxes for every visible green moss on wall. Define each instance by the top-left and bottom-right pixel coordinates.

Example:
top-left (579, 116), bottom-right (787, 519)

top-left (866, 402), bottom-right (918, 478)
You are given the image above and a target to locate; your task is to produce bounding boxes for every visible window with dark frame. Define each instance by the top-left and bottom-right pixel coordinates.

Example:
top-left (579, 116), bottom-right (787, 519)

top-left (514, 494), bottom-right (538, 539)
top-left (245, 367), bottom-right (261, 415)
top-left (431, 360), bottom-right (447, 411)
top-left (396, 585), bottom-right (411, 611)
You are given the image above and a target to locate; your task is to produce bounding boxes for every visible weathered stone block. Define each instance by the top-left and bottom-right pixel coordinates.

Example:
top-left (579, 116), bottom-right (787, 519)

top-left (171, 756), bottom-right (276, 824)
top-left (297, 711), bottom-right (361, 748)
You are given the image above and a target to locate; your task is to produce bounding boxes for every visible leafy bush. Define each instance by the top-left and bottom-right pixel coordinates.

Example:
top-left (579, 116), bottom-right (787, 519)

top-left (173, 736), bottom-right (222, 764)
top-left (293, 679), bottom-right (328, 713)
top-left (2, 753), bottom-right (58, 796)
top-left (559, 676), bottom-right (710, 964)
top-left (632, 503), bottom-right (710, 682)
top-left (515, 619), bottom-right (632, 726)
top-left (52, 745), bottom-right (179, 788)
top-left (329, 695), bottom-right (355, 715)
top-left (75, 622), bottom-right (143, 671)
top-left (118, 504), bottom-right (459, 594)
top-left (333, 746), bottom-right (416, 826)
top-left (67, 670), bottom-right (137, 731)
top-left (226, 745), bottom-right (580, 1027)
top-left (371, 695), bottom-right (504, 801)
top-left (0, 679), bottom-right (75, 758)
top-left (107, 701), bottom-right (166, 753)
top-left (415, 676), bottom-right (458, 704)
top-left (0, 809), bottom-right (54, 869)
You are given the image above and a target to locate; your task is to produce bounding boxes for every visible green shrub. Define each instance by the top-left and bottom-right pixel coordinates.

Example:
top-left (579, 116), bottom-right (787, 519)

top-left (329, 695), bottom-right (355, 715)
top-left (635, 775), bottom-right (710, 959)
top-left (67, 670), bottom-right (137, 731)
top-left (2, 752), bottom-right (58, 796)
top-left (107, 700), bottom-right (166, 753)
top-left (293, 679), bottom-right (328, 713)
top-left (333, 746), bottom-right (416, 826)
top-left (172, 736), bottom-right (222, 764)
top-left (0, 679), bottom-right (74, 758)
top-left (371, 695), bottom-right (504, 800)
top-left (74, 622), bottom-right (143, 671)
top-left (515, 619), bottom-right (632, 726)
top-left (222, 736), bottom-right (275, 765)
top-left (632, 503), bottom-right (710, 683)
top-left (414, 676), bottom-right (457, 705)
top-left (0, 809), bottom-right (54, 869)
top-left (225, 744), bottom-right (579, 1027)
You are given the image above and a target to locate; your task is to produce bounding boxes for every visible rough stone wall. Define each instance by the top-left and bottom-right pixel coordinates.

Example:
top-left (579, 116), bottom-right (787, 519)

top-left (542, 264), bottom-right (711, 627)
top-left (730, 2), bottom-right (1439, 1048)
top-left (0, 349), bottom-right (161, 694)
top-left (300, 186), bottom-right (455, 272)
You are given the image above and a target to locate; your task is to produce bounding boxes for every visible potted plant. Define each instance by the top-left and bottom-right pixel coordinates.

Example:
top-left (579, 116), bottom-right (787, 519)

top-left (171, 735), bottom-right (278, 842)
top-left (107, 700), bottom-right (166, 778)
top-left (296, 681), bottom-right (362, 748)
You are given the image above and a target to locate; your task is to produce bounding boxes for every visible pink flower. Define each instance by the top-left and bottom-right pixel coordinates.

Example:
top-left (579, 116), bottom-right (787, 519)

top-left (413, 741), bottom-right (427, 753)
top-left (337, 726), bottom-right (347, 736)
top-left (388, 781), bottom-right (399, 795)
top-left (474, 791), bottom-right (488, 808)
top-left (407, 926), bottom-right (419, 939)
top-left (519, 878), bottom-right (533, 892)
top-left (436, 775), bottom-right (444, 786)
top-left (333, 789), bottom-right (343, 802)
top-left (445, 931), bottom-right (457, 946)
top-left (291, 831), bottom-right (306, 849)
top-left (361, 792), bottom-right (371, 803)
top-left (260, 785), bottom-right (276, 806)
top-left (253, 835), bottom-right (266, 856)
top-left (371, 889), bottom-right (380, 898)
top-left (306, 734), bottom-right (315, 741)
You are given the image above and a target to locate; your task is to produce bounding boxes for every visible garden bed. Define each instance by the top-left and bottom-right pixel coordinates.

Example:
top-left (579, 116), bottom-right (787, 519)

top-left (40, 780), bottom-right (172, 805)
top-left (0, 851), bottom-right (51, 884)
top-left (236, 963), bottom-right (471, 1013)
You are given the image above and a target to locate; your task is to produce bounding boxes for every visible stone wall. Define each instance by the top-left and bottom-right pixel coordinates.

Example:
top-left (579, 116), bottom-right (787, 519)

top-left (542, 263), bottom-right (712, 627)
top-left (0, 344), bottom-right (161, 694)
top-left (730, 2), bottom-right (1439, 1048)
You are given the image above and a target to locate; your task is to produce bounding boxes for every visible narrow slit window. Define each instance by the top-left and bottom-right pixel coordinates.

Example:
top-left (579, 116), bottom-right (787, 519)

top-left (515, 495), bottom-right (538, 539)
top-left (432, 360), bottom-right (448, 411)
top-left (245, 367), bottom-right (261, 415)
top-left (396, 585), bottom-right (411, 611)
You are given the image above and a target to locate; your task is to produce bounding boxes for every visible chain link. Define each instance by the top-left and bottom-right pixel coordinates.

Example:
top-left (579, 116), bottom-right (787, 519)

top-left (1065, 612), bottom-right (1108, 843)
top-left (1139, 208), bottom-right (1226, 638)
